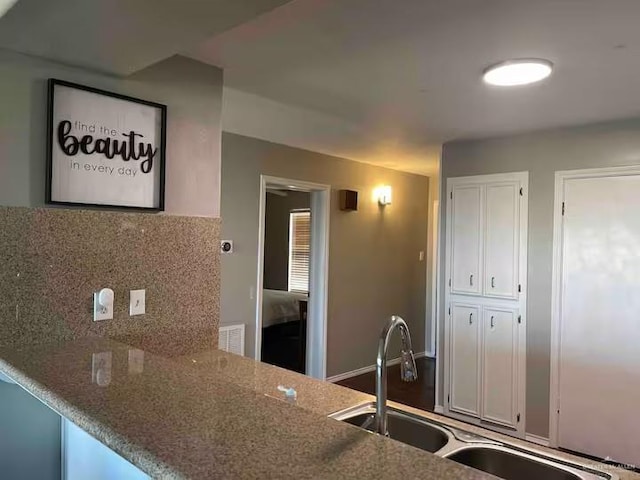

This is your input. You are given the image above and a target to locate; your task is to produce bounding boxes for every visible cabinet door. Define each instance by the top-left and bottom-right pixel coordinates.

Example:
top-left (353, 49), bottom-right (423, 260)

top-left (481, 307), bottom-right (518, 427)
top-left (450, 304), bottom-right (481, 417)
top-left (451, 185), bottom-right (482, 295)
top-left (484, 182), bottom-right (520, 299)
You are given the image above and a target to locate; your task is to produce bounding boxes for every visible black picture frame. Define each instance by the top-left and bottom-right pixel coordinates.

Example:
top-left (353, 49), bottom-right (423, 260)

top-left (46, 78), bottom-right (167, 211)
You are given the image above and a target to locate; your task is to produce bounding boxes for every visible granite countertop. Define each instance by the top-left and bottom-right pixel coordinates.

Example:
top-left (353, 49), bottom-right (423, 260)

top-left (1, 338), bottom-right (636, 480)
top-left (0, 338), bottom-right (493, 480)
top-left (182, 350), bottom-right (640, 480)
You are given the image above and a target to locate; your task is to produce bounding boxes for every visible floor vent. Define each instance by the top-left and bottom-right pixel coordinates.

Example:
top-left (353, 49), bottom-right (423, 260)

top-left (218, 324), bottom-right (245, 356)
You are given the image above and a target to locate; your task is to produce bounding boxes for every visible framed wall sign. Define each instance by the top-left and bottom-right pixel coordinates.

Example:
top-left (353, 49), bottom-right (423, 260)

top-left (46, 79), bottom-right (166, 211)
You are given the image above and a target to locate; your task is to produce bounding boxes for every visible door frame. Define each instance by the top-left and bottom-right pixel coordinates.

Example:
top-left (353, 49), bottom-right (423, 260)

top-left (256, 175), bottom-right (330, 380)
top-left (434, 161), bottom-right (445, 413)
top-left (443, 171), bottom-right (528, 439)
top-left (427, 198), bottom-right (440, 358)
top-left (549, 164), bottom-right (640, 447)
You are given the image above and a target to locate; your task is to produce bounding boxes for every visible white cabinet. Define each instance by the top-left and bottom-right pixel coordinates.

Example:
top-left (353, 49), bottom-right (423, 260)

top-left (445, 172), bottom-right (527, 437)
top-left (451, 185), bottom-right (483, 295)
top-left (449, 179), bottom-right (521, 299)
top-left (63, 419), bottom-right (149, 480)
top-left (484, 182), bottom-right (520, 299)
top-left (450, 303), bottom-right (480, 417)
top-left (481, 307), bottom-right (518, 427)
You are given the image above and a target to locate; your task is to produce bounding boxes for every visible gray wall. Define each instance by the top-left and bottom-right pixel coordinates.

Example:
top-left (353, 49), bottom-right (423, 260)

top-left (221, 133), bottom-right (429, 376)
top-left (0, 49), bottom-right (222, 216)
top-left (439, 117), bottom-right (640, 437)
top-left (264, 191), bottom-right (311, 291)
top-left (0, 50), bottom-right (223, 479)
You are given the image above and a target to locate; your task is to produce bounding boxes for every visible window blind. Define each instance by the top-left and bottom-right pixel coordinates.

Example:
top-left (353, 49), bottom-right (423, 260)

top-left (288, 210), bottom-right (310, 293)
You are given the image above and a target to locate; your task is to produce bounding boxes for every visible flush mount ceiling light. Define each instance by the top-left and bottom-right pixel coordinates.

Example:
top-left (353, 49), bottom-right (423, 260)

top-left (483, 59), bottom-right (553, 87)
top-left (0, 0), bottom-right (18, 19)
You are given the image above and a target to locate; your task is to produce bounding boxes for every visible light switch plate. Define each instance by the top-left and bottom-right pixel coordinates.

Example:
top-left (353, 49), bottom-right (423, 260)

top-left (129, 289), bottom-right (146, 316)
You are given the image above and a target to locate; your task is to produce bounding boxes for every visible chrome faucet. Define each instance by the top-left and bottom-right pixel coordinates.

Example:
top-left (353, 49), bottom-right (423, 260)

top-left (375, 315), bottom-right (418, 436)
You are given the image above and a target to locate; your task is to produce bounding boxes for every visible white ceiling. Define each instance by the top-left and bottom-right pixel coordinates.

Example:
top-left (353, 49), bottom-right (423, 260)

top-left (189, 0), bottom-right (640, 175)
top-left (3, 1), bottom-right (640, 176)
top-left (0, 0), bottom-right (291, 74)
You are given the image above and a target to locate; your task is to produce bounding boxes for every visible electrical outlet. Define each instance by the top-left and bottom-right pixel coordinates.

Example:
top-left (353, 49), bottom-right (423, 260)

top-left (129, 289), bottom-right (145, 316)
top-left (93, 288), bottom-right (114, 321)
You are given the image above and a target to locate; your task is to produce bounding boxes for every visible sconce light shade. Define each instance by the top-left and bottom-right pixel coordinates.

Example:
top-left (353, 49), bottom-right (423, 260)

top-left (376, 185), bottom-right (392, 206)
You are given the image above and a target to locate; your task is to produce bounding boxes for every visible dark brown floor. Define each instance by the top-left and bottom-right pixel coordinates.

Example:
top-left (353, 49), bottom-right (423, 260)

top-left (337, 357), bottom-right (435, 412)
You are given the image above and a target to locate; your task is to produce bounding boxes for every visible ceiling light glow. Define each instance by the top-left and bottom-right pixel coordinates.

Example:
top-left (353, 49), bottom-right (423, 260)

top-left (0, 0), bottom-right (18, 19)
top-left (483, 59), bottom-right (553, 87)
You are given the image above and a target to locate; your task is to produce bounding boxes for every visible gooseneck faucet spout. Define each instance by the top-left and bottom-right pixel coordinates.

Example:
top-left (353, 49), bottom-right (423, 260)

top-left (375, 315), bottom-right (418, 436)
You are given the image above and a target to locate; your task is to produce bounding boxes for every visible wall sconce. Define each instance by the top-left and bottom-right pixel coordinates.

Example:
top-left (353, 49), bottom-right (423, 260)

top-left (374, 185), bottom-right (392, 206)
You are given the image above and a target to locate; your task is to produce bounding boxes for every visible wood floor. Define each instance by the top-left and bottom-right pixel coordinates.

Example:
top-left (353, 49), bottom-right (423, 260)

top-left (336, 356), bottom-right (435, 412)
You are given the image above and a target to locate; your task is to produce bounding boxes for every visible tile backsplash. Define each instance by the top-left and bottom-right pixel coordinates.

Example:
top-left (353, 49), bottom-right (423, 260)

top-left (0, 207), bottom-right (220, 354)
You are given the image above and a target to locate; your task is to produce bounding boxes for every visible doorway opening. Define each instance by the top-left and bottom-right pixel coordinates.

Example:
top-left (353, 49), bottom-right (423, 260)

top-left (256, 175), bottom-right (329, 379)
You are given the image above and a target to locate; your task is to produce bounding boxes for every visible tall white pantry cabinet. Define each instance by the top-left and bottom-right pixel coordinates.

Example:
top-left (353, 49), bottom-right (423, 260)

top-left (444, 171), bottom-right (528, 438)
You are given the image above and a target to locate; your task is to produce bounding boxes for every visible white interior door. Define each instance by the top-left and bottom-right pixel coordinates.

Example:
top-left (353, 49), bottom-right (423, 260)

top-left (450, 303), bottom-right (480, 417)
top-left (451, 185), bottom-right (482, 295)
top-left (484, 182), bottom-right (519, 299)
top-left (482, 307), bottom-right (518, 428)
top-left (558, 173), bottom-right (640, 465)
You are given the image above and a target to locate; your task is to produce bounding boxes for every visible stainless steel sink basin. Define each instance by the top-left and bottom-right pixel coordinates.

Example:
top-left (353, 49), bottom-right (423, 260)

top-left (330, 403), bottom-right (616, 480)
top-left (444, 445), bottom-right (600, 480)
top-left (341, 410), bottom-right (450, 453)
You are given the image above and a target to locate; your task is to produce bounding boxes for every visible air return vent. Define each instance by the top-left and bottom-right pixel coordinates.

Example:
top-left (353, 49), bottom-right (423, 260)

top-left (218, 324), bottom-right (245, 356)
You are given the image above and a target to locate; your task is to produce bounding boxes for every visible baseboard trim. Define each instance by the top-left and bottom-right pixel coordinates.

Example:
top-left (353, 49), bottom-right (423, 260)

top-left (327, 366), bottom-right (375, 383)
top-left (525, 434), bottom-right (550, 447)
top-left (434, 404), bottom-right (444, 414)
top-left (327, 352), bottom-right (427, 383)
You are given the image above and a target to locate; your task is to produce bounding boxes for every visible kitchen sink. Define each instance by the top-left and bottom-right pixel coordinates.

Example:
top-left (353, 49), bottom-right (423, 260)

top-left (341, 410), bottom-right (450, 453)
top-left (444, 445), bottom-right (598, 480)
top-left (330, 403), bottom-right (616, 480)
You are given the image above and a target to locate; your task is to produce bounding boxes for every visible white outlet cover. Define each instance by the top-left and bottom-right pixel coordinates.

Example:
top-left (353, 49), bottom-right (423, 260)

top-left (93, 289), bottom-right (114, 322)
top-left (129, 289), bottom-right (146, 316)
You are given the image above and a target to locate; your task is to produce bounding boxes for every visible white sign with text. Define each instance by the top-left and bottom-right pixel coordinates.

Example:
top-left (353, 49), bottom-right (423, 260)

top-left (48, 80), bottom-right (165, 209)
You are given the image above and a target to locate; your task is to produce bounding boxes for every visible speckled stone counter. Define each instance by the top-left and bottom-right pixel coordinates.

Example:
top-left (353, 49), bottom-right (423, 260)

top-left (0, 206), bottom-right (221, 351)
top-left (175, 348), bottom-right (374, 416)
top-left (0, 338), bottom-right (494, 480)
top-left (178, 350), bottom-right (640, 480)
